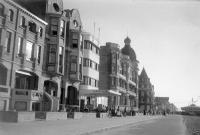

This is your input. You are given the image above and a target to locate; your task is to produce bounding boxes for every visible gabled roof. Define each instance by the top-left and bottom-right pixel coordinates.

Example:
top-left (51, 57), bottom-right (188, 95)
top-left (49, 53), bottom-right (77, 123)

top-left (140, 68), bottom-right (148, 78)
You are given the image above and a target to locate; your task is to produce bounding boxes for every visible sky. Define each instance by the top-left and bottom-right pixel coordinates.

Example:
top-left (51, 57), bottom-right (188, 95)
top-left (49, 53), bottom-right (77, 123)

top-left (63, 0), bottom-right (200, 109)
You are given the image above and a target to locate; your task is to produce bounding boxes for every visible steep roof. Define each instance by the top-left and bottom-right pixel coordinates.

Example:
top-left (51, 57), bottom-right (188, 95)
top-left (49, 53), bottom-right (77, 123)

top-left (140, 68), bottom-right (148, 78)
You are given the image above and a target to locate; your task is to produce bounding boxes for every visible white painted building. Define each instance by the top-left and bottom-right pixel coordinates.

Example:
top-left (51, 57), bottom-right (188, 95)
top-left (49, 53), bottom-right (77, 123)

top-left (79, 32), bottom-right (108, 111)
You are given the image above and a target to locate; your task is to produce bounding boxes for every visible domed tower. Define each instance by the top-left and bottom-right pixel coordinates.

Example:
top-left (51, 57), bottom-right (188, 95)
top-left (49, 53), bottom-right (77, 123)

top-left (121, 36), bottom-right (137, 61)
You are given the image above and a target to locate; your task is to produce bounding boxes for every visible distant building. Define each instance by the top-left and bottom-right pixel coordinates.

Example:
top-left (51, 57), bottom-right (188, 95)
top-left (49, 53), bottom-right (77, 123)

top-left (154, 97), bottom-right (169, 113)
top-left (0, 0), bottom-right (47, 111)
top-left (99, 37), bottom-right (139, 112)
top-left (138, 68), bottom-right (155, 112)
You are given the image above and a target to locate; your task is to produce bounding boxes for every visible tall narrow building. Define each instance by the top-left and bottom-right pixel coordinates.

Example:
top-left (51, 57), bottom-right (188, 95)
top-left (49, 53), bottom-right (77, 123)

top-left (79, 31), bottom-right (102, 111)
top-left (138, 68), bottom-right (155, 113)
top-left (62, 9), bottom-right (83, 110)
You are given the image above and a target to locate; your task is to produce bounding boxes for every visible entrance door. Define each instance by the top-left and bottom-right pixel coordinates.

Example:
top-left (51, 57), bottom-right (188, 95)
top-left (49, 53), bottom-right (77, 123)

top-left (67, 86), bottom-right (79, 105)
top-left (80, 99), bottom-right (85, 112)
top-left (32, 102), bottom-right (40, 111)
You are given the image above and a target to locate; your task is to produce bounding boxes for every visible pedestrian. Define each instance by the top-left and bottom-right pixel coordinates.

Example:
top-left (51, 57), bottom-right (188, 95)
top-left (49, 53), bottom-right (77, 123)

top-left (143, 110), bottom-right (146, 115)
top-left (124, 107), bottom-right (127, 117)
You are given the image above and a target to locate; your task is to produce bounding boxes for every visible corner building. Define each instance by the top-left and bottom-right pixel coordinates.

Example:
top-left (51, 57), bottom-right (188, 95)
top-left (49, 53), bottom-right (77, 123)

top-left (79, 32), bottom-right (102, 111)
top-left (99, 37), bottom-right (139, 112)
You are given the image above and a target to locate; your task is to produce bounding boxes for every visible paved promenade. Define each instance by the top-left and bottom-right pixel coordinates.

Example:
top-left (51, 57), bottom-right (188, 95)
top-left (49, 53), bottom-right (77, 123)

top-left (0, 115), bottom-right (162, 135)
top-left (91, 115), bottom-right (187, 135)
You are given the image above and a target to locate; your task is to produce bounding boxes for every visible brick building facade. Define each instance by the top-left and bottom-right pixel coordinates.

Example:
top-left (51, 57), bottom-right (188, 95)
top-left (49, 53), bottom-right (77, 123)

top-left (0, 0), bottom-right (47, 111)
top-left (99, 37), bottom-right (139, 112)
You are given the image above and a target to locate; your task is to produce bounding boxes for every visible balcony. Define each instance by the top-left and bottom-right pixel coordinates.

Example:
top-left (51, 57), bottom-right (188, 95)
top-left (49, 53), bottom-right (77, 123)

top-left (12, 88), bottom-right (43, 101)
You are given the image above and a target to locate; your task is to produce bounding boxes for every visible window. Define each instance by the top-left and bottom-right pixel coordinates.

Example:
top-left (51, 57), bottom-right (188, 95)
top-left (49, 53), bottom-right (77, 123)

top-left (96, 48), bottom-right (99, 55)
top-left (70, 63), bottom-right (77, 72)
top-left (90, 60), bottom-right (93, 68)
top-left (73, 20), bottom-right (78, 27)
top-left (70, 55), bottom-right (77, 72)
top-left (90, 44), bottom-right (93, 51)
top-left (84, 58), bottom-right (89, 67)
top-left (95, 63), bottom-right (98, 70)
top-left (72, 33), bottom-right (78, 48)
top-left (17, 37), bottom-right (23, 56)
top-left (84, 41), bottom-right (90, 49)
top-left (26, 41), bottom-right (33, 61)
top-left (39, 27), bottom-right (43, 37)
top-left (59, 47), bottom-right (63, 73)
top-left (28, 22), bottom-right (36, 33)
top-left (89, 78), bottom-right (91, 85)
top-left (9, 9), bottom-right (14, 22)
top-left (48, 44), bottom-right (56, 64)
top-left (5, 31), bottom-right (12, 53)
top-left (51, 25), bottom-right (58, 36)
top-left (0, 4), bottom-right (4, 16)
top-left (60, 20), bottom-right (65, 37)
top-left (111, 77), bottom-right (116, 86)
top-left (83, 76), bottom-right (88, 85)
top-left (36, 45), bottom-right (41, 64)
top-left (72, 39), bottom-right (78, 48)
top-left (20, 16), bottom-right (25, 28)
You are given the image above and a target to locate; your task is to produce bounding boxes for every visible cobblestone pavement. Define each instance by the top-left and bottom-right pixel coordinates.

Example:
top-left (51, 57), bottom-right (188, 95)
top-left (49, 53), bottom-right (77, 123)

top-left (0, 115), bottom-right (162, 135)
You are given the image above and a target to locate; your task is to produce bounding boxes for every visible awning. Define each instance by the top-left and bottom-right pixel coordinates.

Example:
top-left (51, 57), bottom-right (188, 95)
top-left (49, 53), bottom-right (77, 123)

top-left (79, 89), bottom-right (121, 96)
top-left (16, 70), bottom-right (32, 76)
top-left (127, 91), bottom-right (136, 97)
top-left (108, 90), bottom-right (121, 96)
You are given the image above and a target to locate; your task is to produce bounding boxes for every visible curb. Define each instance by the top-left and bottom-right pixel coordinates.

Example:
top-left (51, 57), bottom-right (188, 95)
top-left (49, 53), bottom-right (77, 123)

top-left (79, 116), bottom-right (162, 135)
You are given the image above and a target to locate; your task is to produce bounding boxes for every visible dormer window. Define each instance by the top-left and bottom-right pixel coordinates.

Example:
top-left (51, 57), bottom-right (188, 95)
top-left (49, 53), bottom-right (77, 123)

top-left (73, 20), bottom-right (78, 27)
top-left (53, 3), bottom-right (60, 12)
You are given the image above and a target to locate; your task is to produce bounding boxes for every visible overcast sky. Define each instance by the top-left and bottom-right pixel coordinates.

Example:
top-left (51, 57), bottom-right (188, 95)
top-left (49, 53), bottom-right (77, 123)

top-left (63, 0), bottom-right (200, 109)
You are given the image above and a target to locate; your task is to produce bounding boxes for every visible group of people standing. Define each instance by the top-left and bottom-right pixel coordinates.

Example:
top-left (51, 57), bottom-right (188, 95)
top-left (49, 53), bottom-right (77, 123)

top-left (107, 106), bottom-right (136, 117)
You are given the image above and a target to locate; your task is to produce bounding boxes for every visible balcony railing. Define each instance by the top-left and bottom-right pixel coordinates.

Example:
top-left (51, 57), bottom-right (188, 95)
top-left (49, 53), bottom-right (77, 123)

top-left (12, 88), bottom-right (43, 101)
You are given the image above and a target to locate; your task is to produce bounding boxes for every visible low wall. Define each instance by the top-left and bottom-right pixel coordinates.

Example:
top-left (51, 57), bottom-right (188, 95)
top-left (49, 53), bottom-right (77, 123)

top-left (96, 112), bottom-right (108, 118)
top-left (0, 111), bottom-right (35, 122)
top-left (82, 112), bottom-right (96, 119)
top-left (35, 112), bottom-right (68, 120)
top-left (67, 112), bottom-right (82, 119)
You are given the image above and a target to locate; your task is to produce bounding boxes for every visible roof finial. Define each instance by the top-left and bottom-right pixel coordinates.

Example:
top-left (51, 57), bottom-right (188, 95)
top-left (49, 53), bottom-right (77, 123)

top-left (124, 36), bottom-right (131, 45)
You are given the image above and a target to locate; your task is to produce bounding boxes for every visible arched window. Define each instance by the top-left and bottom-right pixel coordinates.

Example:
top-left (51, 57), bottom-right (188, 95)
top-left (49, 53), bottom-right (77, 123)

top-left (0, 4), bottom-right (4, 16)
top-left (9, 9), bottom-right (14, 21)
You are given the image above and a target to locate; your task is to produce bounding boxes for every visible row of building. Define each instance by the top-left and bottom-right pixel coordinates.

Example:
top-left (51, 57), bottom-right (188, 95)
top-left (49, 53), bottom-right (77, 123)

top-left (0, 0), bottom-right (176, 113)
